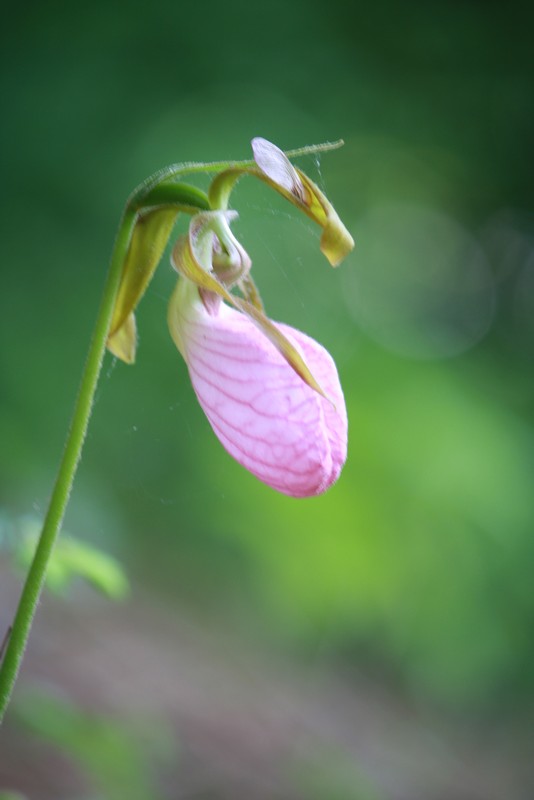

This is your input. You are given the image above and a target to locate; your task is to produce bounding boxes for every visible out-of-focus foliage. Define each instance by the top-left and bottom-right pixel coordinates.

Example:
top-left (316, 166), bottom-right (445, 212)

top-left (1, 0), bottom-right (533, 796)
top-left (1, 513), bottom-right (129, 599)
top-left (0, 793), bottom-right (27, 800)
top-left (294, 752), bottom-right (386, 800)
top-left (211, 349), bottom-right (534, 704)
top-left (13, 689), bottom-right (171, 800)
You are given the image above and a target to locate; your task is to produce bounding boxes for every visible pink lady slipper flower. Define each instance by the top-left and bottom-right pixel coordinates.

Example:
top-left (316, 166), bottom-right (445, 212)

top-left (168, 276), bottom-right (347, 497)
top-left (107, 138), bottom-right (354, 497)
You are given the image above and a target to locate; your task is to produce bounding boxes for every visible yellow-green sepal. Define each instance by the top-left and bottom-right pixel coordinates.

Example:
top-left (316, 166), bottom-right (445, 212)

top-left (107, 311), bottom-right (137, 364)
top-left (295, 168), bottom-right (355, 266)
top-left (251, 137), bottom-right (354, 266)
top-left (208, 138), bottom-right (354, 267)
top-left (107, 180), bottom-right (210, 364)
top-left (107, 206), bottom-right (179, 363)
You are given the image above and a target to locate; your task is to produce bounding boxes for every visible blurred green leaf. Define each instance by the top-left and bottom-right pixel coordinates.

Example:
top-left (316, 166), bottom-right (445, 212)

top-left (14, 689), bottom-right (169, 800)
top-left (0, 793), bottom-right (28, 800)
top-left (13, 516), bottom-right (129, 600)
top-left (293, 751), bottom-right (384, 800)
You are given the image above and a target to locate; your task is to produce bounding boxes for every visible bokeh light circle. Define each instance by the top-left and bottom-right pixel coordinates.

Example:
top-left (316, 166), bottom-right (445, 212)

top-left (343, 205), bottom-right (496, 359)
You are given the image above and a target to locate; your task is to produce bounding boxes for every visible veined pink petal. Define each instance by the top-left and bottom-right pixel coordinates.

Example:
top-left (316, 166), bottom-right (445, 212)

top-left (168, 280), bottom-right (347, 497)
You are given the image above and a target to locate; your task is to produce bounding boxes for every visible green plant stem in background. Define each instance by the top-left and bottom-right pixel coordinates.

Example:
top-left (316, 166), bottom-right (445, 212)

top-left (0, 207), bottom-right (138, 724)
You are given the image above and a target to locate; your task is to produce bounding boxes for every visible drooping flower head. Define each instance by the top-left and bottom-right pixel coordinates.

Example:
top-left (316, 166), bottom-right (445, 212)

top-left (107, 138), bottom-right (354, 497)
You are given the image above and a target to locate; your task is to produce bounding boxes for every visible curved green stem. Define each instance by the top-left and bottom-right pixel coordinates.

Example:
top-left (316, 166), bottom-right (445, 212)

top-left (0, 206), bottom-right (138, 724)
top-left (129, 139), bottom-right (344, 207)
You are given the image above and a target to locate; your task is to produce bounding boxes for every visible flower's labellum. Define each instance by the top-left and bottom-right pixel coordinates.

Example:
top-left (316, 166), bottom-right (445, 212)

top-left (168, 279), bottom-right (347, 497)
top-left (107, 207), bottom-right (179, 363)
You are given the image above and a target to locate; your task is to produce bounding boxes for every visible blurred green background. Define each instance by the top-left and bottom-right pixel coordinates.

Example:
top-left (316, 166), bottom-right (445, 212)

top-left (1, 0), bottom-right (534, 797)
